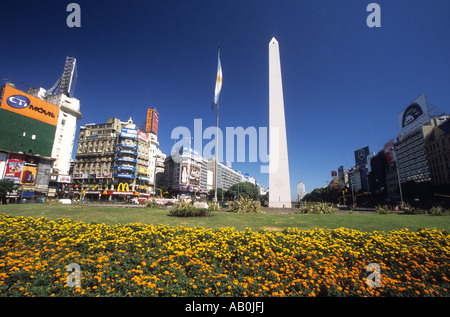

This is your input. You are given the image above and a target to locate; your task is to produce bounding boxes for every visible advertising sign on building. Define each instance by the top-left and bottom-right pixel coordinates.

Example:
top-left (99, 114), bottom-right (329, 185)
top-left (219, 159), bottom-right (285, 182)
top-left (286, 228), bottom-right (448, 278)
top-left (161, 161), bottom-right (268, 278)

top-left (4, 155), bottom-right (24, 184)
top-left (398, 94), bottom-right (430, 138)
top-left (20, 165), bottom-right (37, 186)
top-left (354, 146), bottom-right (370, 167)
top-left (120, 127), bottom-right (138, 139)
top-left (189, 164), bottom-right (201, 186)
top-left (138, 130), bottom-right (150, 142)
top-left (180, 163), bottom-right (188, 185)
top-left (0, 85), bottom-right (60, 126)
top-left (384, 139), bottom-right (396, 165)
top-left (57, 175), bottom-right (72, 183)
top-left (146, 108), bottom-right (159, 135)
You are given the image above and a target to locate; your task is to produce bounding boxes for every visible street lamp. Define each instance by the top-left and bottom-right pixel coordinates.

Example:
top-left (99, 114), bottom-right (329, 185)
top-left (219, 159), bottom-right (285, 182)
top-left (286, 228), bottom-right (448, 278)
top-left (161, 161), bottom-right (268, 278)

top-left (392, 147), bottom-right (404, 208)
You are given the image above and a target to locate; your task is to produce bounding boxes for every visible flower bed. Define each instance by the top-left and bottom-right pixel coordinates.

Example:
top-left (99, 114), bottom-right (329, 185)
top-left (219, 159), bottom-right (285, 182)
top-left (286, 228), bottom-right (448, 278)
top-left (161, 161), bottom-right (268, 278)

top-left (0, 214), bottom-right (448, 297)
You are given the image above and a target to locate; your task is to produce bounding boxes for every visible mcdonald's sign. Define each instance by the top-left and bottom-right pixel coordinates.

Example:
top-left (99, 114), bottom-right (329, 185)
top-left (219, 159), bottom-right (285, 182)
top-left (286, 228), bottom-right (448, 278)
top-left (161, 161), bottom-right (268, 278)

top-left (117, 183), bottom-right (130, 192)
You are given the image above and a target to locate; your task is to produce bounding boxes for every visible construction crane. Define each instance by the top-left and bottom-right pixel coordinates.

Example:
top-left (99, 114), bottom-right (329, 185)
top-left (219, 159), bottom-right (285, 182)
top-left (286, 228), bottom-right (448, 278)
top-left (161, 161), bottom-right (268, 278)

top-left (46, 56), bottom-right (77, 98)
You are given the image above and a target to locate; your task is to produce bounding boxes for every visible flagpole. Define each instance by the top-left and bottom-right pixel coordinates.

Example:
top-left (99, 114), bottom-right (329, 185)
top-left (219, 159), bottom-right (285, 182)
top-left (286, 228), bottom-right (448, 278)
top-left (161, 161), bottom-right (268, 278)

top-left (214, 46), bottom-right (220, 204)
top-left (214, 98), bottom-right (219, 203)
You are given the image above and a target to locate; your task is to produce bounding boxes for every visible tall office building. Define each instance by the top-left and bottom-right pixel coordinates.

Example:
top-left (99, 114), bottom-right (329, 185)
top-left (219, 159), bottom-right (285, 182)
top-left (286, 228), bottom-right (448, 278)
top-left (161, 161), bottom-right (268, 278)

top-left (394, 95), bottom-right (449, 184)
top-left (297, 181), bottom-right (306, 201)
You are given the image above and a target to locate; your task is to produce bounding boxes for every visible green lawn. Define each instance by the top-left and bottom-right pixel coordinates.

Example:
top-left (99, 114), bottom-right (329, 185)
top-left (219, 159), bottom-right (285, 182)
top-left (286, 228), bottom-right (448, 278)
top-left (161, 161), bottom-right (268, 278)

top-left (1, 203), bottom-right (449, 232)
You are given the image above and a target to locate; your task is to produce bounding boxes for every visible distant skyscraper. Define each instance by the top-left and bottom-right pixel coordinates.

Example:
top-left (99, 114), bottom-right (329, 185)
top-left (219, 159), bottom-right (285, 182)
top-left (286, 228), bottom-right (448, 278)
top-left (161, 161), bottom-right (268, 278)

top-left (297, 181), bottom-right (306, 202)
top-left (268, 37), bottom-right (292, 208)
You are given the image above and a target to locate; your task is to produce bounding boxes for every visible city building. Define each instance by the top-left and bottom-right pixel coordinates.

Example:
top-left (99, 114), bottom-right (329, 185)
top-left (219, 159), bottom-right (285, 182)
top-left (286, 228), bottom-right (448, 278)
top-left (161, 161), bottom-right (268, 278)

top-left (395, 128), bottom-right (432, 184)
top-left (297, 181), bottom-right (306, 201)
top-left (424, 117), bottom-right (450, 185)
top-left (154, 147), bottom-right (166, 189)
top-left (0, 149), bottom-right (55, 202)
top-left (351, 146), bottom-right (370, 193)
top-left (208, 157), bottom-right (244, 192)
top-left (368, 150), bottom-right (387, 200)
top-left (395, 116), bottom-right (449, 184)
top-left (27, 56), bottom-right (81, 177)
top-left (73, 117), bottom-right (121, 192)
top-left (164, 146), bottom-right (207, 195)
top-left (0, 57), bottom-right (81, 200)
top-left (0, 84), bottom-right (61, 157)
top-left (27, 89), bottom-right (82, 176)
top-left (347, 164), bottom-right (369, 193)
top-left (73, 116), bottom-right (164, 200)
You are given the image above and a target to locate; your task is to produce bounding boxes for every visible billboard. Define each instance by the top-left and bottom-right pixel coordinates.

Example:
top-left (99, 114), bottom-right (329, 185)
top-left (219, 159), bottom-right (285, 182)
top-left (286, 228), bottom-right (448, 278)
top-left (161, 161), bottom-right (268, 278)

top-left (120, 127), bottom-right (138, 139)
top-left (57, 175), bottom-right (72, 183)
top-left (384, 139), bottom-right (396, 165)
top-left (1, 85), bottom-right (60, 126)
top-left (189, 164), bottom-right (200, 186)
top-left (4, 156), bottom-right (23, 184)
top-left (180, 163), bottom-right (188, 185)
top-left (20, 165), bottom-right (37, 186)
top-left (354, 146), bottom-right (370, 167)
top-left (398, 94), bottom-right (429, 137)
top-left (146, 108), bottom-right (159, 135)
top-left (138, 130), bottom-right (150, 142)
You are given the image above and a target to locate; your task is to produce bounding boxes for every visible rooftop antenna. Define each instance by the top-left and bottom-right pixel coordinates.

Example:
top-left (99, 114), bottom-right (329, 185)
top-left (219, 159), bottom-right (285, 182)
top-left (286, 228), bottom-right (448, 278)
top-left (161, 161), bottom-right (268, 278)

top-left (46, 56), bottom-right (77, 97)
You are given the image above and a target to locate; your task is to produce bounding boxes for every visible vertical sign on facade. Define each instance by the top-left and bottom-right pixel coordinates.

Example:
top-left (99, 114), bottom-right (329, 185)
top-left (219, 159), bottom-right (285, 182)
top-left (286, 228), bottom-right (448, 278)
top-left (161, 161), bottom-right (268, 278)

top-left (146, 108), bottom-right (159, 135)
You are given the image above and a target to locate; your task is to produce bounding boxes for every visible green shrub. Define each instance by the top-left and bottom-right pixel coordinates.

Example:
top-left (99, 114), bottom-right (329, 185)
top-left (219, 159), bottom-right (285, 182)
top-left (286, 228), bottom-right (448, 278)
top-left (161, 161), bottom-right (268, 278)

top-left (297, 203), bottom-right (335, 214)
top-left (145, 200), bottom-right (161, 209)
top-left (375, 205), bottom-right (390, 214)
top-left (168, 200), bottom-right (210, 217)
top-left (230, 197), bottom-right (262, 213)
top-left (429, 206), bottom-right (449, 216)
top-left (207, 201), bottom-right (222, 212)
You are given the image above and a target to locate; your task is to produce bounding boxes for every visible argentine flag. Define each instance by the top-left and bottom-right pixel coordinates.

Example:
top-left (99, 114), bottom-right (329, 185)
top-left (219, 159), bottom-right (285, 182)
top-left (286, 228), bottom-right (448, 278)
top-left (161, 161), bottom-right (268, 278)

top-left (212, 48), bottom-right (222, 109)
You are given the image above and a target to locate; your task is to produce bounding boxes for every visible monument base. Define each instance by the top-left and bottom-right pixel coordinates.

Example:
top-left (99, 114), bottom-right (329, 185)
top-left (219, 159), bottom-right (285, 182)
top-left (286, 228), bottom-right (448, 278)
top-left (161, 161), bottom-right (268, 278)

top-left (269, 202), bottom-right (292, 209)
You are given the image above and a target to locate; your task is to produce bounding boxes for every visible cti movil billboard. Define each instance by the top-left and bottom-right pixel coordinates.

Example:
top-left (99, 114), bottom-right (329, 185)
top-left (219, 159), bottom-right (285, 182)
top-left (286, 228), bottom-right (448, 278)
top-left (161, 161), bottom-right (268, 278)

top-left (1, 85), bottom-right (60, 126)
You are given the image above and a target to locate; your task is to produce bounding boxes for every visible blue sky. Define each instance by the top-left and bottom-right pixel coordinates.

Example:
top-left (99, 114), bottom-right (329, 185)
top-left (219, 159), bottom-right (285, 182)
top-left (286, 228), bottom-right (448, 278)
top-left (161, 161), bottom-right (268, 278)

top-left (1, 0), bottom-right (450, 196)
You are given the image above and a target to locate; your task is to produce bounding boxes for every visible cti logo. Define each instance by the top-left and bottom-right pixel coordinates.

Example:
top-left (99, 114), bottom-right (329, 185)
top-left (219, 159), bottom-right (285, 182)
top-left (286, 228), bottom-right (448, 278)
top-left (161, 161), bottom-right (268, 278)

top-left (6, 95), bottom-right (30, 109)
top-left (6, 94), bottom-right (56, 118)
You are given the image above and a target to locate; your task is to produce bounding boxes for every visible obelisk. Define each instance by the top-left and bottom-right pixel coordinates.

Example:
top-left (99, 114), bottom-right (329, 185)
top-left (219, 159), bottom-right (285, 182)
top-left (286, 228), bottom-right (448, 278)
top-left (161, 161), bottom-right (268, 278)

top-left (269, 37), bottom-right (292, 208)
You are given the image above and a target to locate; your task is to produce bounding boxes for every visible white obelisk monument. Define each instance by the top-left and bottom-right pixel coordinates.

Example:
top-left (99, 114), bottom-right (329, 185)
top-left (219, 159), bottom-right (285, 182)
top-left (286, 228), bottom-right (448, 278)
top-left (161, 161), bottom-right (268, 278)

top-left (269, 37), bottom-right (292, 208)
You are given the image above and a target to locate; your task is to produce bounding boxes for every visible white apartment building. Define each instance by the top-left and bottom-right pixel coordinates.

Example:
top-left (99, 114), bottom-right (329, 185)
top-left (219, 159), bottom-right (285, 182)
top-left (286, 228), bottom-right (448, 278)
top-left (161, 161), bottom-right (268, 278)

top-left (28, 88), bottom-right (82, 176)
top-left (207, 157), bottom-right (244, 192)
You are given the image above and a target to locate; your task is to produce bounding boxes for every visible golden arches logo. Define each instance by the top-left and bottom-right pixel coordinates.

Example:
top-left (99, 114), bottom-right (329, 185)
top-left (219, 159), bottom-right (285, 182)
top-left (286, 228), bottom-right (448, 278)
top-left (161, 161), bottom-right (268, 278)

top-left (117, 183), bottom-right (130, 192)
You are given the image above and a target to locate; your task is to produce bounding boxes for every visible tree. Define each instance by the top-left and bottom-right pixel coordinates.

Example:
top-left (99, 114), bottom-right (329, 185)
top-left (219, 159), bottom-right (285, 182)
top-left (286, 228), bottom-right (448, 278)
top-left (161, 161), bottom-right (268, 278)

top-left (0, 179), bottom-right (14, 204)
top-left (208, 188), bottom-right (224, 201)
top-left (225, 182), bottom-right (259, 200)
top-left (303, 187), bottom-right (328, 202)
top-left (260, 192), bottom-right (269, 206)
